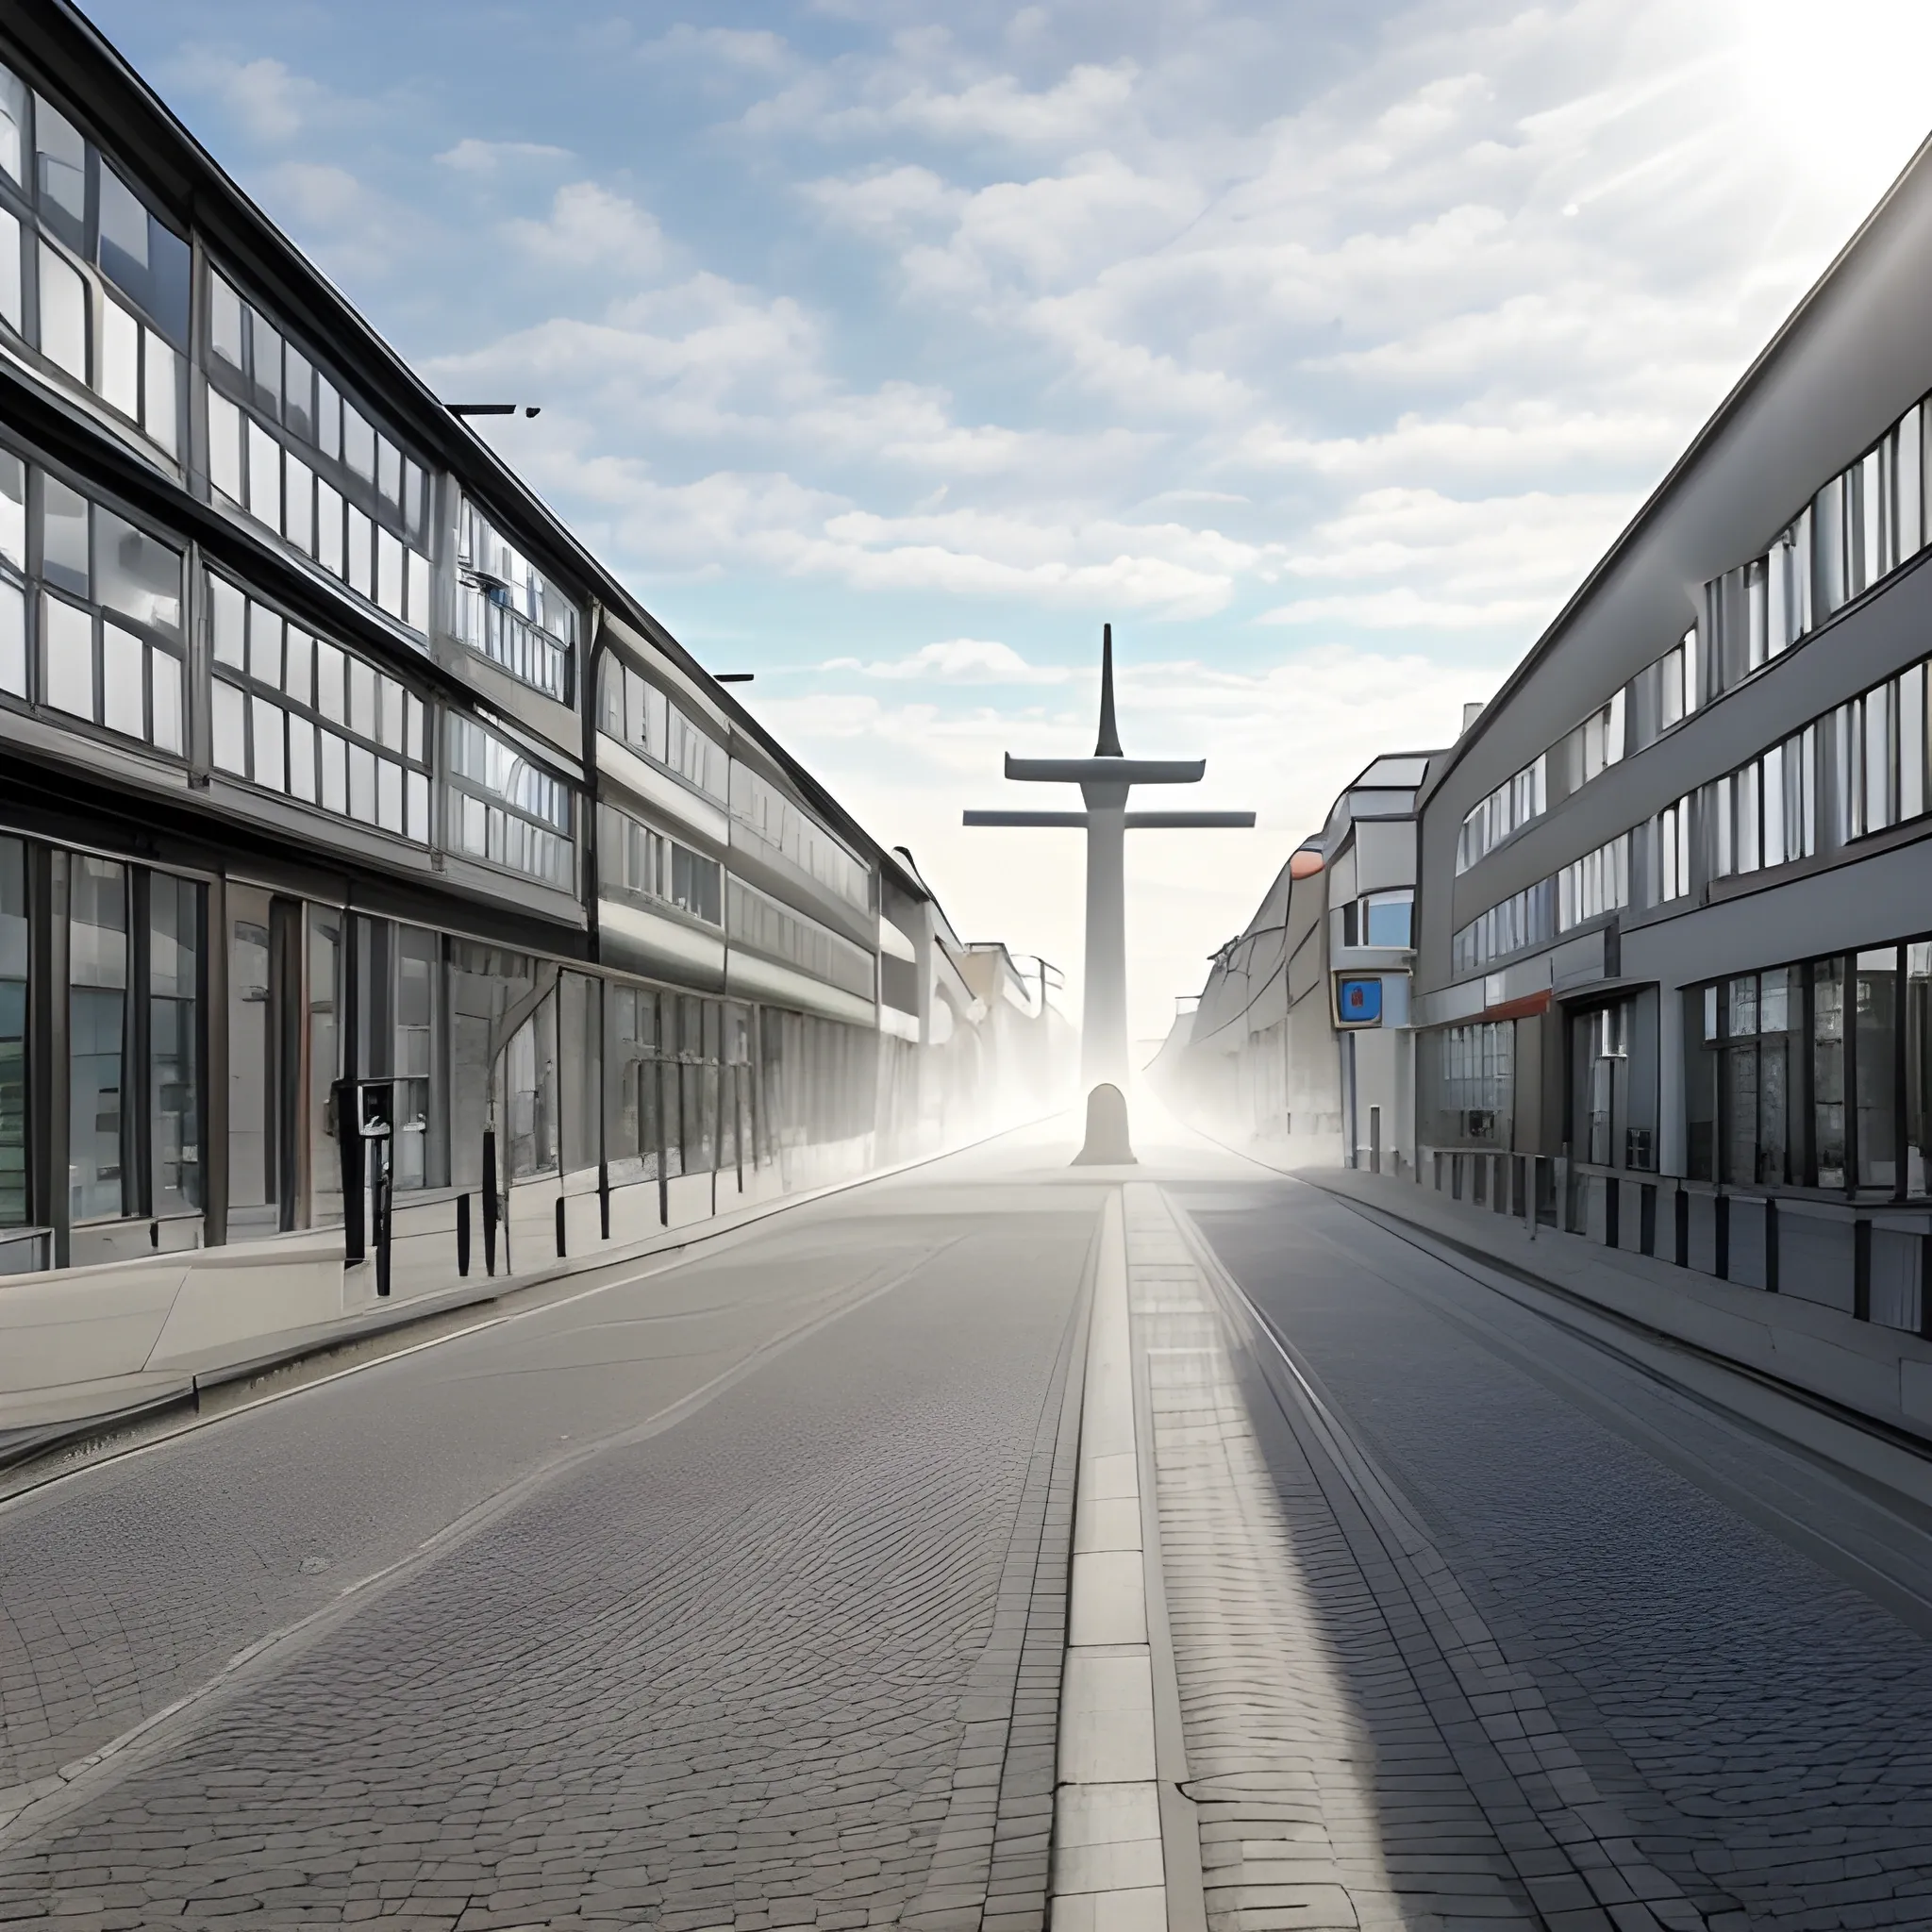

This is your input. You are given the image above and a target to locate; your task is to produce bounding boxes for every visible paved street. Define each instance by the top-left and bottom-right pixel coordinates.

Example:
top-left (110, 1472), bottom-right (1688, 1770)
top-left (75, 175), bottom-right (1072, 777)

top-left (9, 1125), bottom-right (1932, 1930)
top-left (1172, 1163), bottom-right (1932, 1932)
top-left (0, 1130), bottom-right (1103, 1930)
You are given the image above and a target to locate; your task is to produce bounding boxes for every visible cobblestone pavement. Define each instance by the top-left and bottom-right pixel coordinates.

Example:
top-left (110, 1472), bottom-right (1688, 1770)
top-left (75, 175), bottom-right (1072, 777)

top-left (1176, 1170), bottom-right (1932, 1932)
top-left (0, 1141), bottom-right (1099, 1928)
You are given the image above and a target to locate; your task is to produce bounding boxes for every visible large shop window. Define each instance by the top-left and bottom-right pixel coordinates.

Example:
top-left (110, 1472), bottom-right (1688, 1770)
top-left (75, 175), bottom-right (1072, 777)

top-left (208, 574), bottom-right (431, 843)
top-left (205, 269), bottom-right (433, 635)
top-left (758, 1008), bottom-right (875, 1152)
top-left (0, 841), bottom-right (25, 1231)
top-left (453, 496), bottom-right (578, 702)
top-left (1420, 1021), bottom-right (1515, 1150)
top-left (447, 942), bottom-right (537, 1191)
top-left (355, 918), bottom-right (446, 1192)
top-left (446, 715), bottom-right (574, 890)
top-left (596, 655), bottom-right (730, 803)
top-left (559, 972), bottom-right (600, 1177)
top-left (603, 988), bottom-right (760, 1188)
top-left (1687, 946), bottom-right (1932, 1196)
top-left (63, 854), bottom-right (204, 1237)
top-left (0, 66), bottom-right (187, 458)
top-left (0, 454), bottom-right (186, 754)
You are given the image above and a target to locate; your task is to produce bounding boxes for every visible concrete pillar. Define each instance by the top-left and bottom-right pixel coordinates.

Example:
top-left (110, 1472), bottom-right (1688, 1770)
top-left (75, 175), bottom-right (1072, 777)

top-left (1081, 791), bottom-right (1128, 1089)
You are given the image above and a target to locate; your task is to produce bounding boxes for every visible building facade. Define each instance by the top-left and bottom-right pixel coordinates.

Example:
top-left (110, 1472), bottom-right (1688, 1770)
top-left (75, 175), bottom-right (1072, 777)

top-left (0, 8), bottom-right (1056, 1432)
top-left (1403, 127), bottom-right (1932, 1326)
top-left (1158, 752), bottom-right (1438, 1171)
top-left (1170, 130), bottom-right (1932, 1350)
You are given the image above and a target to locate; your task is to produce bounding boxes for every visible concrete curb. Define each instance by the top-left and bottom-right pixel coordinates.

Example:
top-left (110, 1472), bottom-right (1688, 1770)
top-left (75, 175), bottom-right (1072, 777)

top-left (1052, 1185), bottom-right (1208, 1932)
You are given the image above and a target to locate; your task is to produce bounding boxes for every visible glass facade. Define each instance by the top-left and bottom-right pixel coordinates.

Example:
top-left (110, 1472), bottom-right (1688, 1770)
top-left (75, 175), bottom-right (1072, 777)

top-left (726, 875), bottom-right (874, 999)
top-left (596, 653), bottom-right (730, 803)
top-left (453, 495), bottom-right (577, 702)
top-left (209, 573), bottom-right (432, 842)
top-left (598, 801), bottom-right (723, 926)
top-left (206, 269), bottom-right (433, 635)
top-left (0, 449), bottom-right (186, 755)
top-left (446, 715), bottom-right (575, 889)
top-left (1419, 1022), bottom-right (1514, 1149)
top-left (0, 838), bottom-right (25, 1227)
top-left (0, 62), bottom-right (187, 458)
top-left (1685, 946), bottom-right (1932, 1198)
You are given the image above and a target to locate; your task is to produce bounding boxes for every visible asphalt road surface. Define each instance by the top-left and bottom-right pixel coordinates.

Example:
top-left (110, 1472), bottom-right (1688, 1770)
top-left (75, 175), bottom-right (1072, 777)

top-left (1176, 1166), bottom-right (1932, 1932)
top-left (12, 1120), bottom-right (1932, 1932)
top-left (0, 1129), bottom-right (1104, 1931)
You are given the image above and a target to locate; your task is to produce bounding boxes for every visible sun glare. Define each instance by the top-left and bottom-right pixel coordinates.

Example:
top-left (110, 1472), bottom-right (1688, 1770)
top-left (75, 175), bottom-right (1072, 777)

top-left (1732, 0), bottom-right (1932, 204)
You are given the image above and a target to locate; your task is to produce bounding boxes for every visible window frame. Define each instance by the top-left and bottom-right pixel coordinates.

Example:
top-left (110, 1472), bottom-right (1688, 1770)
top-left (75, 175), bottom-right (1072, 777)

top-left (204, 260), bottom-right (435, 637)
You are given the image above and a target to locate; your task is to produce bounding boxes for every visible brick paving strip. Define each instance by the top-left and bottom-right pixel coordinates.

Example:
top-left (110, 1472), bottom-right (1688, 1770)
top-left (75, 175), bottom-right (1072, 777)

top-left (1135, 1181), bottom-right (1721, 1932)
top-left (0, 1211), bottom-right (1098, 1930)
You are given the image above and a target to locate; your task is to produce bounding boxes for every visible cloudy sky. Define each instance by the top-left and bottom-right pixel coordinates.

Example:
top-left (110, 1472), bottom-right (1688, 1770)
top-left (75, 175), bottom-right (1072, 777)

top-left (86, 0), bottom-right (1932, 1046)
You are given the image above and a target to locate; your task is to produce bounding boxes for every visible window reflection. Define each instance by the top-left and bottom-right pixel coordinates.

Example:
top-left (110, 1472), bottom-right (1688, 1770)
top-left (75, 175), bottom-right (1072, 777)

top-left (32, 95), bottom-right (85, 248)
top-left (69, 856), bottom-right (127, 1224)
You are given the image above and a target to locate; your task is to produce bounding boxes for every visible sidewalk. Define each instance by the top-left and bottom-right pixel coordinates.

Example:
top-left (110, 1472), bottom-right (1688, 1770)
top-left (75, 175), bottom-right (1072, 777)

top-left (1299, 1163), bottom-right (1932, 1455)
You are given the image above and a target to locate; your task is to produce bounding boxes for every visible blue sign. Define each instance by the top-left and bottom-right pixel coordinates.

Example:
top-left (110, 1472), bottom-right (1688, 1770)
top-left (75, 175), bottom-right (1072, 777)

top-left (1337, 976), bottom-right (1382, 1026)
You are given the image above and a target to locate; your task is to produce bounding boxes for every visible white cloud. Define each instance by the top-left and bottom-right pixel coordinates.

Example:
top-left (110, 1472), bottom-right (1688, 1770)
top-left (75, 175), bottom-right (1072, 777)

top-left (507, 182), bottom-right (667, 278)
top-left (824, 640), bottom-right (1073, 683)
top-left (189, 0), bottom-right (1932, 1034)
top-left (186, 53), bottom-right (321, 142)
top-left (645, 25), bottom-right (793, 73)
top-left (437, 138), bottom-right (573, 175)
top-left (800, 165), bottom-right (965, 238)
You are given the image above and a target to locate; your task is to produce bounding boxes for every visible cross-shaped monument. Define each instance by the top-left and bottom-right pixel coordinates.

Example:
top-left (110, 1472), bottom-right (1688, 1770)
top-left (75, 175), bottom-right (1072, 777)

top-left (964, 625), bottom-right (1255, 1091)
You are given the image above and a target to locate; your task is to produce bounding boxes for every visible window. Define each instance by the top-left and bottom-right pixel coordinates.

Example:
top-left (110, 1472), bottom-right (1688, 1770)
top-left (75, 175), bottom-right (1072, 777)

top-left (0, 67), bottom-right (186, 456)
top-left (1643, 793), bottom-right (1683, 905)
top-left (508, 992), bottom-right (558, 1179)
top-left (1556, 833), bottom-right (1628, 935)
top-left (1832, 658), bottom-right (1932, 845)
top-left (0, 838), bottom-right (25, 1227)
top-left (69, 856), bottom-right (127, 1223)
top-left (559, 971), bottom-right (600, 1177)
top-left (597, 801), bottom-right (722, 924)
top-left (308, 911), bottom-right (342, 1227)
top-left (453, 496), bottom-right (577, 700)
top-left (1456, 755), bottom-right (1545, 872)
top-left (606, 983), bottom-right (663, 1182)
top-left (1421, 1021), bottom-right (1514, 1147)
top-left (727, 875), bottom-right (875, 999)
top-left (7, 464), bottom-right (186, 752)
top-left (446, 715), bottom-right (574, 889)
top-left (1361, 891), bottom-right (1413, 948)
top-left (205, 268), bottom-right (433, 634)
top-left (148, 872), bottom-right (201, 1215)
top-left (1688, 947), bottom-right (1932, 1206)
top-left (353, 918), bottom-right (444, 1192)
top-left (1451, 877), bottom-right (1557, 976)
top-left (446, 941), bottom-right (537, 1191)
top-left (1709, 728), bottom-right (1816, 879)
top-left (208, 573), bottom-right (432, 842)
top-left (597, 655), bottom-right (732, 803)
top-left (1554, 691), bottom-right (1624, 793)
top-left (1686, 968), bottom-right (1801, 1188)
top-left (727, 760), bottom-right (873, 914)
